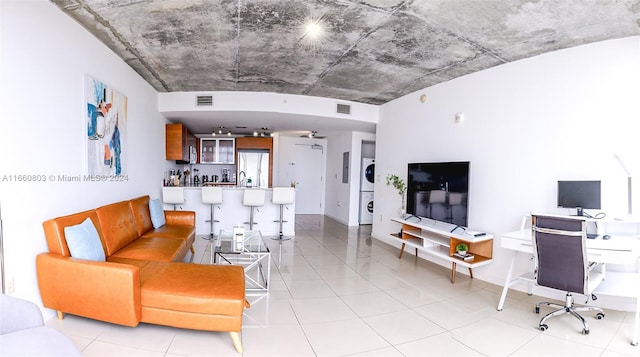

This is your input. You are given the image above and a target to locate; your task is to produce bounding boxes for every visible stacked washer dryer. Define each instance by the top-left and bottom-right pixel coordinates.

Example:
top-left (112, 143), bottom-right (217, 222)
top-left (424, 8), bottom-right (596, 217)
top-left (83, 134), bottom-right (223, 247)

top-left (359, 158), bottom-right (375, 224)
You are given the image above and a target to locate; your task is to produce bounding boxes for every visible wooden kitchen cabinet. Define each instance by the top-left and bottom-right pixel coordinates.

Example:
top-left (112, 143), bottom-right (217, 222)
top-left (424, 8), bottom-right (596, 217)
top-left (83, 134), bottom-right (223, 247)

top-left (166, 123), bottom-right (196, 162)
top-left (235, 137), bottom-right (273, 151)
top-left (235, 137), bottom-right (273, 187)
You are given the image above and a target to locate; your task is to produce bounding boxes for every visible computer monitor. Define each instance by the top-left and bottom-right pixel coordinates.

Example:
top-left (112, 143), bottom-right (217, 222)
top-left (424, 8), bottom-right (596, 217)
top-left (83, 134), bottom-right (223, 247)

top-left (557, 180), bottom-right (601, 216)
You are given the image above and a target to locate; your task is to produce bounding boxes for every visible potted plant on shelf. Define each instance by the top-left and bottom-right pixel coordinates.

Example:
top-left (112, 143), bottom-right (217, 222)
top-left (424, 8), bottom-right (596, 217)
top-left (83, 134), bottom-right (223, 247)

top-left (386, 174), bottom-right (407, 217)
top-left (455, 242), bottom-right (468, 256)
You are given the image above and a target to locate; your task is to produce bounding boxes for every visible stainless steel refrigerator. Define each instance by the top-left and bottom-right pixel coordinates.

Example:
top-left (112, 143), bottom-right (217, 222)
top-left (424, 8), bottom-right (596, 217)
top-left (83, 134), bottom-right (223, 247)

top-left (237, 150), bottom-right (269, 188)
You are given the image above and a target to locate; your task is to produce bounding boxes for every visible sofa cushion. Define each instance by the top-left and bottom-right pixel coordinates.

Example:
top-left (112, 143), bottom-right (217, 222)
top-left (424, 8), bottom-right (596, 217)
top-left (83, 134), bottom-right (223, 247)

top-left (141, 224), bottom-right (195, 244)
top-left (95, 201), bottom-right (139, 256)
top-left (64, 218), bottom-right (106, 261)
top-left (129, 196), bottom-right (154, 235)
top-left (42, 210), bottom-right (104, 257)
top-left (0, 326), bottom-right (82, 356)
top-left (139, 262), bottom-right (245, 315)
top-left (108, 237), bottom-right (189, 262)
top-left (148, 199), bottom-right (165, 229)
top-left (0, 294), bottom-right (81, 356)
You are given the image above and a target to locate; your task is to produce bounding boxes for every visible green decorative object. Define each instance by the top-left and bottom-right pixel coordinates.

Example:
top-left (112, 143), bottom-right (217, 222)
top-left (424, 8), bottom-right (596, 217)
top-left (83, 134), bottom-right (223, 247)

top-left (455, 242), bottom-right (468, 253)
top-left (385, 174), bottom-right (406, 195)
top-left (386, 174), bottom-right (407, 217)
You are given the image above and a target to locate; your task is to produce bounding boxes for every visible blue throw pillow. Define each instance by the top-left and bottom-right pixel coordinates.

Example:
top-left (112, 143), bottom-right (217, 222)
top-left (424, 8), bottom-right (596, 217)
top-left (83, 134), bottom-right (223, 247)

top-left (149, 198), bottom-right (165, 229)
top-left (64, 217), bottom-right (105, 261)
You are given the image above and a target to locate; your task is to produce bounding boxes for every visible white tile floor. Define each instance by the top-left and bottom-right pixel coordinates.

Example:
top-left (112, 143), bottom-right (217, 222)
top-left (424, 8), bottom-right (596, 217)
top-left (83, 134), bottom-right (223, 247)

top-left (47, 215), bottom-right (639, 356)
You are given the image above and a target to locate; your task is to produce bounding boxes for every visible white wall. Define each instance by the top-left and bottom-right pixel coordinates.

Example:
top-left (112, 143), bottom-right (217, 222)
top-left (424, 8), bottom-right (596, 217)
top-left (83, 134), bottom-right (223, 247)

top-left (325, 131), bottom-right (376, 226)
top-left (325, 131), bottom-right (353, 224)
top-left (159, 91), bottom-right (379, 125)
top-left (0, 0), bottom-right (166, 315)
top-left (276, 135), bottom-right (328, 213)
top-left (373, 36), bottom-right (640, 288)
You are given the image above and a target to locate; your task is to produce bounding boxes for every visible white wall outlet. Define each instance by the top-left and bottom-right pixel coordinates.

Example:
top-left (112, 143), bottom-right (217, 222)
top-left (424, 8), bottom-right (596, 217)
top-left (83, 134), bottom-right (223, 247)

top-left (6, 276), bottom-right (15, 294)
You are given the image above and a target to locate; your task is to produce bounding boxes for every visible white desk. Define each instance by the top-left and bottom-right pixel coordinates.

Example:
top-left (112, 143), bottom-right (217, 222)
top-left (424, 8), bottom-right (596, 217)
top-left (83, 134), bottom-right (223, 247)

top-left (498, 229), bottom-right (640, 346)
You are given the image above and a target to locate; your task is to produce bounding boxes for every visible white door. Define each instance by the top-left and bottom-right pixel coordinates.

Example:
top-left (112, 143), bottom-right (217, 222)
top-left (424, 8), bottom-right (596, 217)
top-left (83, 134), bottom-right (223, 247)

top-left (293, 145), bottom-right (323, 214)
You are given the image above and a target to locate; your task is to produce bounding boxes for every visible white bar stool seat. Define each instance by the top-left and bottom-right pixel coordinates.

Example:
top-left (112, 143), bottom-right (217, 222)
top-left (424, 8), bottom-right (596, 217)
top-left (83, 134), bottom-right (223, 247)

top-left (202, 187), bottom-right (223, 240)
top-left (162, 187), bottom-right (185, 210)
top-left (243, 189), bottom-right (265, 231)
top-left (271, 187), bottom-right (295, 240)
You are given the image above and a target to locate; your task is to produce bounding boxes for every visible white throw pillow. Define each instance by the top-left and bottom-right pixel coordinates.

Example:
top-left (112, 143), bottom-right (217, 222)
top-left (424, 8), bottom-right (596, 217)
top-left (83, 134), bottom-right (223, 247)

top-left (64, 217), bottom-right (105, 261)
top-left (149, 198), bottom-right (166, 229)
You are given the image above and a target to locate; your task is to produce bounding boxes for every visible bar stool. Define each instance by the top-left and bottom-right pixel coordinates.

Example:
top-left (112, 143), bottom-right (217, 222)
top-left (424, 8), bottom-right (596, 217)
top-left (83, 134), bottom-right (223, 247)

top-left (162, 187), bottom-right (184, 210)
top-left (243, 189), bottom-right (265, 231)
top-left (202, 186), bottom-right (223, 240)
top-left (271, 187), bottom-right (295, 240)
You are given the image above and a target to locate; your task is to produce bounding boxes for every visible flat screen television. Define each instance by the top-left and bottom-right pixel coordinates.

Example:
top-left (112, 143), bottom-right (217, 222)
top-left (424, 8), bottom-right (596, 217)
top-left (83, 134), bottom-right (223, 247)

top-left (406, 161), bottom-right (470, 227)
top-left (557, 180), bottom-right (601, 216)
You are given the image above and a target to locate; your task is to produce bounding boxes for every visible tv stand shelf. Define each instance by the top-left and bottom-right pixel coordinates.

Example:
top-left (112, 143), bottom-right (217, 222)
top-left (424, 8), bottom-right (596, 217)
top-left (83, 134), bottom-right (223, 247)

top-left (391, 217), bottom-right (494, 283)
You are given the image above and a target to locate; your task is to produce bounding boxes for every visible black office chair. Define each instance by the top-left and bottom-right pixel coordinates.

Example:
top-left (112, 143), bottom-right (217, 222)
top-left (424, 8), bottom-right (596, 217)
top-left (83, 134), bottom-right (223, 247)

top-left (531, 214), bottom-right (605, 335)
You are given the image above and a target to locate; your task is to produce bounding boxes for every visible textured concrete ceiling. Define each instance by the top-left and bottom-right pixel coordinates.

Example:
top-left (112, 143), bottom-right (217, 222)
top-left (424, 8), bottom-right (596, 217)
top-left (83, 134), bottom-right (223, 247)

top-left (52, 0), bottom-right (640, 134)
top-left (52, 0), bottom-right (640, 105)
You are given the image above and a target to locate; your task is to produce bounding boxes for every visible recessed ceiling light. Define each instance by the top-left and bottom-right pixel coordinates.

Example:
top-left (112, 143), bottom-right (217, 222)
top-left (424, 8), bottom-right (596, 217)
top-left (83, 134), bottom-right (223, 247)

top-left (299, 14), bottom-right (327, 50)
top-left (305, 21), bottom-right (323, 38)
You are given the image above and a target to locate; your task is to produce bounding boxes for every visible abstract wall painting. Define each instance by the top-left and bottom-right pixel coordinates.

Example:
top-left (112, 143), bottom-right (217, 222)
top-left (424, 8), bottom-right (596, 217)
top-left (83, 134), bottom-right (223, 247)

top-left (85, 75), bottom-right (127, 176)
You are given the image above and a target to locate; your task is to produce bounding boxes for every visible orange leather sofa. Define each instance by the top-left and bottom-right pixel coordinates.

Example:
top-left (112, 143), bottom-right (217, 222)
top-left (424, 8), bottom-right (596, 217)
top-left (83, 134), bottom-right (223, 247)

top-left (36, 195), bottom-right (247, 353)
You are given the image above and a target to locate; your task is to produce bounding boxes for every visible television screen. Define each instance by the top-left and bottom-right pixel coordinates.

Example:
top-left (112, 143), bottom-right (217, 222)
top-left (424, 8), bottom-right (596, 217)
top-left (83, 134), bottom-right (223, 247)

top-left (406, 162), bottom-right (470, 227)
top-left (557, 180), bottom-right (601, 213)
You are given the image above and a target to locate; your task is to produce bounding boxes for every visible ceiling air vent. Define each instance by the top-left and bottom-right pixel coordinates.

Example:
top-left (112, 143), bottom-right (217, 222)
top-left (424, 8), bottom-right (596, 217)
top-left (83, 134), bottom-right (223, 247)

top-left (336, 103), bottom-right (351, 115)
top-left (196, 95), bottom-right (213, 107)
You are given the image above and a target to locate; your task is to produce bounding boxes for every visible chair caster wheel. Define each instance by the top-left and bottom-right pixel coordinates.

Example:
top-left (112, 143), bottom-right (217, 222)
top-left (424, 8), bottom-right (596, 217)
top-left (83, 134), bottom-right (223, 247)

top-left (582, 328), bottom-right (590, 335)
top-left (539, 324), bottom-right (548, 331)
top-left (596, 312), bottom-right (605, 320)
top-left (535, 307), bottom-right (540, 314)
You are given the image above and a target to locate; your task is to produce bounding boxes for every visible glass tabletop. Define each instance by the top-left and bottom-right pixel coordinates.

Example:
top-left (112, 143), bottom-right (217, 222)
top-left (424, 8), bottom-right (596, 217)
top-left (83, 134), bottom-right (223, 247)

top-left (216, 229), bottom-right (269, 254)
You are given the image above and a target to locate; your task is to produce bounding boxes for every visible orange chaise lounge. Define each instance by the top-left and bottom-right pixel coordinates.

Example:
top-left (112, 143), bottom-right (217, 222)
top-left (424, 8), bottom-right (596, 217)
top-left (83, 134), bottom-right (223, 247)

top-left (36, 195), bottom-right (248, 353)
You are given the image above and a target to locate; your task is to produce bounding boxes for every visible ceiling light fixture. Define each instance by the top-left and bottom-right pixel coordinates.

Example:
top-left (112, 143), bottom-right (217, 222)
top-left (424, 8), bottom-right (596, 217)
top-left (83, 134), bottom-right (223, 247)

top-left (212, 126), bottom-right (227, 136)
top-left (212, 127), bottom-right (275, 137)
top-left (253, 127), bottom-right (274, 137)
top-left (299, 13), bottom-right (327, 50)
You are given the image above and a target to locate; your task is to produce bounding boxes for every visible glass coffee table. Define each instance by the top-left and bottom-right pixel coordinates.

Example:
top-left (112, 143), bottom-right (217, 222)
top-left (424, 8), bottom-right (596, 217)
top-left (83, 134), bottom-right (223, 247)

top-left (213, 229), bottom-right (270, 293)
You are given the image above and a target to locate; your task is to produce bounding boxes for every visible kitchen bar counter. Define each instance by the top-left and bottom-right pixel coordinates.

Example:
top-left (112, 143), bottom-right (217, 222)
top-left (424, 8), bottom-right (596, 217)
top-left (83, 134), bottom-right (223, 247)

top-left (162, 186), bottom-right (295, 237)
top-left (171, 182), bottom-right (237, 188)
